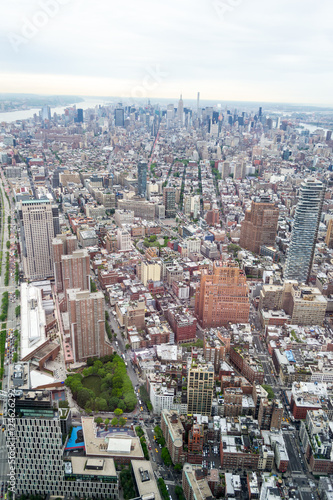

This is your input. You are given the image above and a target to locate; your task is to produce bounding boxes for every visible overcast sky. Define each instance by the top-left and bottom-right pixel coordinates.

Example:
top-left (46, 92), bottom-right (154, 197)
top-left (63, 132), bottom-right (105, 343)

top-left (1, 0), bottom-right (333, 105)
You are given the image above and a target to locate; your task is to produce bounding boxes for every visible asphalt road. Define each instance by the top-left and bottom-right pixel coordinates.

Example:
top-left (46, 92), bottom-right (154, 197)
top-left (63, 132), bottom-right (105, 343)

top-left (283, 432), bottom-right (304, 474)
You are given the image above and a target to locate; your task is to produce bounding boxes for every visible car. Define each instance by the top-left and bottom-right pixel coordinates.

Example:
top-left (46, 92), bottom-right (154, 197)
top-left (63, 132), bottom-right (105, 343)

top-left (155, 448), bottom-right (158, 453)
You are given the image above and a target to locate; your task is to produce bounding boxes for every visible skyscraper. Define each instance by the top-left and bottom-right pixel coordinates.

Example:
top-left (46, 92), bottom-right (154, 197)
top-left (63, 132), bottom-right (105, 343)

top-left (177, 94), bottom-right (184, 126)
top-left (67, 289), bottom-right (112, 362)
top-left (240, 196), bottom-right (279, 254)
top-left (19, 200), bottom-right (59, 280)
top-left (137, 160), bottom-right (147, 198)
top-left (77, 108), bottom-right (83, 122)
top-left (284, 179), bottom-right (324, 283)
top-left (163, 187), bottom-right (176, 218)
top-left (52, 234), bottom-right (78, 292)
top-left (195, 261), bottom-right (250, 328)
top-left (187, 361), bottom-right (214, 416)
top-left (115, 108), bottom-right (124, 127)
top-left (61, 249), bottom-right (90, 296)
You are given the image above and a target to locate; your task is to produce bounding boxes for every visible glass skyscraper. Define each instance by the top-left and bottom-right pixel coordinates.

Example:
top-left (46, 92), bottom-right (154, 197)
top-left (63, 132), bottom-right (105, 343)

top-left (284, 179), bottom-right (324, 283)
top-left (137, 161), bottom-right (147, 198)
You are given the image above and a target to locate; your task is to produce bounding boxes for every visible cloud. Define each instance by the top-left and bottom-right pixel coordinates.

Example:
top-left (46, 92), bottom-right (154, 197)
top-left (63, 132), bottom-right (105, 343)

top-left (1, 0), bottom-right (333, 104)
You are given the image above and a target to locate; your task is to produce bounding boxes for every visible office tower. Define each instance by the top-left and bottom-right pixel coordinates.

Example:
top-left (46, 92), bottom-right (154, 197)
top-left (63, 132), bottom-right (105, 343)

top-left (240, 197), bottom-right (279, 254)
top-left (67, 289), bottom-right (112, 362)
top-left (52, 234), bottom-right (78, 292)
top-left (19, 200), bottom-right (59, 280)
top-left (115, 108), bottom-right (124, 127)
top-left (195, 261), bottom-right (250, 328)
top-left (77, 108), bottom-right (83, 122)
top-left (167, 104), bottom-right (174, 128)
top-left (187, 361), bottom-right (214, 416)
top-left (137, 160), bottom-right (147, 197)
top-left (41, 105), bottom-right (51, 121)
top-left (178, 94), bottom-right (184, 126)
top-left (163, 187), bottom-right (176, 218)
top-left (15, 391), bottom-right (65, 496)
top-left (284, 179), bottom-right (324, 283)
top-left (325, 219), bottom-right (333, 248)
top-left (15, 390), bottom-right (119, 498)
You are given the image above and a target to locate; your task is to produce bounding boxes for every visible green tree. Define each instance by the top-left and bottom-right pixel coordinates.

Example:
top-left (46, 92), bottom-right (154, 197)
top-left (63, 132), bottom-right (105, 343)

top-left (105, 418), bottom-right (110, 426)
top-left (77, 388), bottom-right (91, 407)
top-left (90, 278), bottom-right (97, 292)
top-left (111, 417), bottom-right (118, 426)
top-left (94, 417), bottom-right (103, 425)
top-left (119, 417), bottom-right (127, 426)
top-left (114, 408), bottom-right (123, 416)
top-left (161, 447), bottom-right (172, 466)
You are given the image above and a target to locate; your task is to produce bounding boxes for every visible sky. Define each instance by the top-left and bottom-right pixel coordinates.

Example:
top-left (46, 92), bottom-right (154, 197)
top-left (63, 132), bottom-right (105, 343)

top-left (1, 0), bottom-right (333, 105)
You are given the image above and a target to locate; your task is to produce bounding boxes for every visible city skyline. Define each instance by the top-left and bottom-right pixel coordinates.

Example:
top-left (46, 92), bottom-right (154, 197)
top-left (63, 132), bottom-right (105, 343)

top-left (1, 0), bottom-right (333, 105)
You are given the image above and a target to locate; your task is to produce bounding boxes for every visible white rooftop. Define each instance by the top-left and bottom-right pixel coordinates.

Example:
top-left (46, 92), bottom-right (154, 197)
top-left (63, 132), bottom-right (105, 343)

top-left (21, 282), bottom-right (47, 360)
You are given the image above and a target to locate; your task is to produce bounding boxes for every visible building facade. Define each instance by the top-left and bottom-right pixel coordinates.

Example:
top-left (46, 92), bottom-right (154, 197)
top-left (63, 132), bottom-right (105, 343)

top-left (19, 199), bottom-right (59, 280)
top-left (195, 262), bottom-right (250, 328)
top-left (240, 198), bottom-right (279, 254)
top-left (284, 179), bottom-right (324, 283)
top-left (187, 362), bottom-right (214, 416)
top-left (67, 289), bottom-right (112, 362)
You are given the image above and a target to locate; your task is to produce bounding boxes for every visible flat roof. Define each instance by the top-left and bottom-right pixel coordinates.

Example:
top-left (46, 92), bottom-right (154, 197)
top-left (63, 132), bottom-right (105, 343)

top-left (70, 457), bottom-right (117, 477)
top-left (21, 283), bottom-right (47, 360)
top-left (132, 460), bottom-right (162, 500)
top-left (81, 417), bottom-right (144, 459)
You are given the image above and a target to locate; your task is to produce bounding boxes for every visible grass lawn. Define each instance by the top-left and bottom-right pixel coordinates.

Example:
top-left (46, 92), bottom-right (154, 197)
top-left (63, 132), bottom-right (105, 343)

top-left (82, 375), bottom-right (101, 396)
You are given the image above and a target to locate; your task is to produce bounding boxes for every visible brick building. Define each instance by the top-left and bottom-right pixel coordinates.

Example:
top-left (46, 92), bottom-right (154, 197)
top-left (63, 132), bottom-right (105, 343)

top-left (167, 308), bottom-right (197, 344)
top-left (240, 198), bottom-right (279, 254)
top-left (195, 262), bottom-right (250, 328)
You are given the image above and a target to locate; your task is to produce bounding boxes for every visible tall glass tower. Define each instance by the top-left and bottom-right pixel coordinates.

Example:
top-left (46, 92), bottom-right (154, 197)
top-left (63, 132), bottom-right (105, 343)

top-left (137, 161), bottom-right (147, 198)
top-left (284, 179), bottom-right (324, 283)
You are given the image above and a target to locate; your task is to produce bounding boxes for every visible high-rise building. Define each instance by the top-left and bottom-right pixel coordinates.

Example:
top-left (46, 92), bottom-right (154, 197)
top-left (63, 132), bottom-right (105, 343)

top-left (41, 105), bottom-right (51, 121)
top-left (62, 249), bottom-right (90, 295)
top-left (19, 200), bottom-right (59, 280)
top-left (240, 197), bottom-right (279, 254)
top-left (67, 289), bottom-right (112, 362)
top-left (115, 108), bottom-right (124, 127)
top-left (195, 262), bottom-right (250, 328)
top-left (178, 94), bottom-right (184, 126)
top-left (187, 361), bottom-right (214, 416)
top-left (77, 108), bottom-right (83, 122)
top-left (137, 161), bottom-right (147, 198)
top-left (14, 390), bottom-right (119, 498)
top-left (284, 179), bottom-right (324, 283)
top-left (163, 187), bottom-right (176, 218)
top-left (52, 234), bottom-right (78, 292)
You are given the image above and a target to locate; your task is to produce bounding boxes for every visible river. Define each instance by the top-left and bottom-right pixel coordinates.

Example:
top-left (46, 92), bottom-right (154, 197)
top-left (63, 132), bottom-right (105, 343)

top-left (0, 98), bottom-right (110, 123)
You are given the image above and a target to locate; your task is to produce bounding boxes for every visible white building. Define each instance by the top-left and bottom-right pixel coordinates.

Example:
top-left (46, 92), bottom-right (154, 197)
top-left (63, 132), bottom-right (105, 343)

top-left (117, 228), bottom-right (132, 252)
